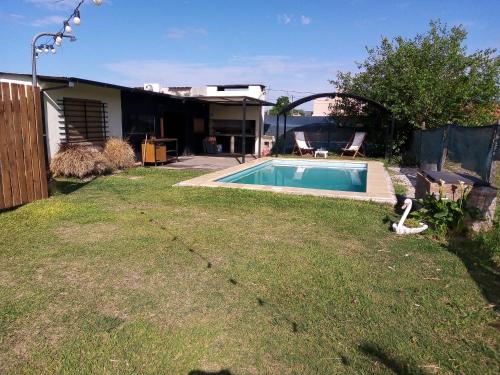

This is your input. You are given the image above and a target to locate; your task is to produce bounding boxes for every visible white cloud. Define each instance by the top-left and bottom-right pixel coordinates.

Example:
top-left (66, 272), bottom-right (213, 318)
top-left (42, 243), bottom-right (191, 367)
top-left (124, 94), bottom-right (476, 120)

top-left (25, 0), bottom-right (109, 10)
top-left (0, 11), bottom-right (66, 27)
top-left (103, 56), bottom-right (351, 105)
top-left (300, 15), bottom-right (311, 25)
top-left (164, 27), bottom-right (208, 40)
top-left (30, 15), bottom-right (66, 27)
top-left (0, 13), bottom-right (26, 23)
top-left (25, 0), bottom-right (81, 10)
top-left (277, 14), bottom-right (292, 25)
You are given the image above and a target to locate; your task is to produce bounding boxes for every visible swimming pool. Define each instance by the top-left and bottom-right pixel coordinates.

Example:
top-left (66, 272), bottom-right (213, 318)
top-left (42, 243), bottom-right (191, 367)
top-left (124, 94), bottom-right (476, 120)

top-left (217, 159), bottom-right (367, 192)
top-left (177, 157), bottom-right (396, 204)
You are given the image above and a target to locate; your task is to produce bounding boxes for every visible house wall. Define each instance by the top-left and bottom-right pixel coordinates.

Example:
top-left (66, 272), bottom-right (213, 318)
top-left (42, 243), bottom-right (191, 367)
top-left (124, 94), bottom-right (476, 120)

top-left (43, 83), bottom-right (122, 158)
top-left (0, 74), bottom-right (122, 159)
top-left (312, 98), bottom-right (335, 116)
top-left (209, 104), bottom-right (263, 153)
top-left (0, 75), bottom-right (34, 86)
top-left (206, 85), bottom-right (265, 99)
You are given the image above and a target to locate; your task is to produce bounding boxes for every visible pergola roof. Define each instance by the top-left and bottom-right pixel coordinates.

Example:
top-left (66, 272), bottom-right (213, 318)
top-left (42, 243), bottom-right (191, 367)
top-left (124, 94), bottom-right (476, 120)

top-left (193, 95), bottom-right (275, 106)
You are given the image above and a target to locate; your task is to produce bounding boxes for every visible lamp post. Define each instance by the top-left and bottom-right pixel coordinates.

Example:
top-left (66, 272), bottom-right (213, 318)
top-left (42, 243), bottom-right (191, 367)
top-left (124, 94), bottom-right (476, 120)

top-left (31, 0), bottom-right (102, 88)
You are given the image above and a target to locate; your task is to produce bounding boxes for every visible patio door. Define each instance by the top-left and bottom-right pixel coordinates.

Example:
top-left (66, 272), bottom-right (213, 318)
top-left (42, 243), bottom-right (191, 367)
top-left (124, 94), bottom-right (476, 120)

top-left (163, 111), bottom-right (187, 154)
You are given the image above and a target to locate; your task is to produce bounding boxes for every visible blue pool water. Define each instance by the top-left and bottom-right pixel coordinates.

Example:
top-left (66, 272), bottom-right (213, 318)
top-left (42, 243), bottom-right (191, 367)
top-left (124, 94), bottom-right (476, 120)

top-left (217, 160), bottom-right (367, 192)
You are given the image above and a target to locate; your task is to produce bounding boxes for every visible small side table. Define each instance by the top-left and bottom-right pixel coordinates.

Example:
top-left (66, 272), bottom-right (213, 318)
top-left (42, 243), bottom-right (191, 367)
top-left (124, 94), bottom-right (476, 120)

top-left (314, 150), bottom-right (328, 158)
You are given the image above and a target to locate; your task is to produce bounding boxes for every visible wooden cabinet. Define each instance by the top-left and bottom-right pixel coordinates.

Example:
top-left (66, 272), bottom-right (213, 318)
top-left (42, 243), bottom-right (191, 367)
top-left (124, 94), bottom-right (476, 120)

top-left (141, 143), bottom-right (167, 163)
top-left (141, 138), bottom-right (178, 165)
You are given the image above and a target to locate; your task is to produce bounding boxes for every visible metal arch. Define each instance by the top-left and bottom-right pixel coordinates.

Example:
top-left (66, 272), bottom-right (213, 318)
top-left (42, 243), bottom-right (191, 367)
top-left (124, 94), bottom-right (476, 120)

top-left (274, 92), bottom-right (395, 158)
top-left (277, 92), bottom-right (391, 116)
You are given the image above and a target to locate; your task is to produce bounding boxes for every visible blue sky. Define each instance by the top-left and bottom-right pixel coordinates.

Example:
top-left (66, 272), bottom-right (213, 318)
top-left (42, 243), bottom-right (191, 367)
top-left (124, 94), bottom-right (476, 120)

top-left (0, 0), bottom-right (499, 105)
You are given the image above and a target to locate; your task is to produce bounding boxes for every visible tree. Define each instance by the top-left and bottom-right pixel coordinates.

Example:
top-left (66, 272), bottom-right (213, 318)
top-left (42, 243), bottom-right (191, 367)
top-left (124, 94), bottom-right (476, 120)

top-left (332, 20), bottom-right (500, 129)
top-left (268, 96), bottom-right (291, 116)
top-left (292, 108), bottom-right (305, 116)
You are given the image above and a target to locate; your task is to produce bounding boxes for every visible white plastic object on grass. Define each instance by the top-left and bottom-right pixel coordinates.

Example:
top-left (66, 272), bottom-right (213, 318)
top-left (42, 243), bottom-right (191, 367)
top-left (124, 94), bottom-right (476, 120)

top-left (392, 198), bottom-right (428, 235)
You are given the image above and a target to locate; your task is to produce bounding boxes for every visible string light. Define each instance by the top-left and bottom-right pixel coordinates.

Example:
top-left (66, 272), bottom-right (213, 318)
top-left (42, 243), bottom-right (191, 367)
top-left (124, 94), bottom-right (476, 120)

top-left (34, 1), bottom-right (103, 59)
top-left (64, 21), bottom-right (72, 33)
top-left (54, 34), bottom-right (62, 46)
top-left (73, 10), bottom-right (81, 25)
top-left (32, 0), bottom-right (103, 88)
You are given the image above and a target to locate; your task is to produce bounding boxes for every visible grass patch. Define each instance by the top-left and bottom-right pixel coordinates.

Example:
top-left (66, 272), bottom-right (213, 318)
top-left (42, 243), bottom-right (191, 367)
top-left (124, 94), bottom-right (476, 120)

top-left (0, 168), bottom-right (498, 374)
top-left (393, 181), bottom-right (407, 196)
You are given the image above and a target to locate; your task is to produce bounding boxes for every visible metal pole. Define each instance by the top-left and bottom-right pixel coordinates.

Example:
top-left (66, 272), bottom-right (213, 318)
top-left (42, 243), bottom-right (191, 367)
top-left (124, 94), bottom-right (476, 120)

top-left (439, 125), bottom-right (449, 171)
top-left (30, 0), bottom-right (87, 88)
top-left (275, 114), bottom-right (280, 157)
top-left (486, 125), bottom-right (499, 184)
top-left (241, 98), bottom-right (246, 163)
top-left (31, 38), bottom-right (38, 88)
top-left (282, 115), bottom-right (287, 154)
top-left (31, 32), bottom-right (75, 89)
top-left (385, 114), bottom-right (395, 160)
top-left (32, 32), bottom-right (54, 89)
top-left (257, 113), bottom-right (262, 158)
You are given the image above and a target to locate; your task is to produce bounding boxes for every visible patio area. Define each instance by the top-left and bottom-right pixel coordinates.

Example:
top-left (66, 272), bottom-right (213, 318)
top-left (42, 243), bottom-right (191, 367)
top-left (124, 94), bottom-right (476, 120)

top-left (159, 155), bottom-right (258, 170)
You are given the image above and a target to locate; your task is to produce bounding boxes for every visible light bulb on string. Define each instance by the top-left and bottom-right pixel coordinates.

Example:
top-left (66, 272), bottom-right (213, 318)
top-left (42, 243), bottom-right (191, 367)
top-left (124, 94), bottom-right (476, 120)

top-left (64, 21), bottom-right (72, 33)
top-left (73, 10), bottom-right (81, 25)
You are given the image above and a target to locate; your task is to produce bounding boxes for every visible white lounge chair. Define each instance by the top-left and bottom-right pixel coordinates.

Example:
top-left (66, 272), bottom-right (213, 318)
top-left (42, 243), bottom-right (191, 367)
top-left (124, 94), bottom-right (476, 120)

top-left (293, 131), bottom-right (315, 156)
top-left (341, 132), bottom-right (366, 158)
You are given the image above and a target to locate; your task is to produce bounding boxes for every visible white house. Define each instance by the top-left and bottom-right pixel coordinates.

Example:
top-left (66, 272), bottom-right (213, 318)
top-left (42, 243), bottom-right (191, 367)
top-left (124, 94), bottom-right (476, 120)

top-left (0, 72), bottom-right (273, 160)
top-left (0, 72), bottom-right (123, 159)
top-left (143, 83), bottom-right (270, 156)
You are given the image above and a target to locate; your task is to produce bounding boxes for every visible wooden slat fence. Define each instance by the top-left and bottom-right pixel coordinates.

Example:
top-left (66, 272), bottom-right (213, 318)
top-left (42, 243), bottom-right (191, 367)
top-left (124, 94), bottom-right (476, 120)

top-left (0, 83), bottom-right (48, 210)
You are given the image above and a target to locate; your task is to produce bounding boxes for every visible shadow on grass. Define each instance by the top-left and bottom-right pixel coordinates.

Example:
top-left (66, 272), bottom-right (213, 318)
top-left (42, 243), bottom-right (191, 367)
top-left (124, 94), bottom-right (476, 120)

top-left (447, 235), bottom-right (500, 312)
top-left (184, 240), bottom-right (300, 333)
top-left (50, 179), bottom-right (93, 195)
top-left (382, 195), bottom-right (407, 230)
top-left (359, 342), bottom-right (427, 374)
top-left (188, 370), bottom-right (233, 375)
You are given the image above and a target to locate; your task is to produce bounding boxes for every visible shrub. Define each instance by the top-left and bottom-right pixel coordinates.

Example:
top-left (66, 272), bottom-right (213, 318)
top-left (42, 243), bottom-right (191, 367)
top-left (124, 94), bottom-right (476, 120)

top-left (103, 138), bottom-right (135, 170)
top-left (475, 219), bottom-right (500, 257)
top-left (411, 182), bottom-right (471, 236)
top-left (50, 144), bottom-right (112, 179)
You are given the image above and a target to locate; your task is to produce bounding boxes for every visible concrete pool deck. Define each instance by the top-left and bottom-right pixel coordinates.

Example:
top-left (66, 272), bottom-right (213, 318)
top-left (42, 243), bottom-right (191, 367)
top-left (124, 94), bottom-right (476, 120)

top-left (176, 157), bottom-right (397, 204)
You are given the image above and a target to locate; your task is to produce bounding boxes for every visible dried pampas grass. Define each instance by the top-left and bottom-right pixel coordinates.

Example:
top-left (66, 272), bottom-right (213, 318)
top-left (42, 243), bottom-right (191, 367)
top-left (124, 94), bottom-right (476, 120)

top-left (50, 144), bottom-right (112, 179)
top-left (103, 138), bottom-right (136, 170)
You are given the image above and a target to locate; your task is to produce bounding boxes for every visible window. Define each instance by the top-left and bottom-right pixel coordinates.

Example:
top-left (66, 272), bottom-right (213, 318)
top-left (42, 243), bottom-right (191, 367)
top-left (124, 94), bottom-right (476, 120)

top-left (60, 98), bottom-right (108, 145)
top-left (193, 118), bottom-right (205, 134)
top-left (123, 114), bottom-right (155, 136)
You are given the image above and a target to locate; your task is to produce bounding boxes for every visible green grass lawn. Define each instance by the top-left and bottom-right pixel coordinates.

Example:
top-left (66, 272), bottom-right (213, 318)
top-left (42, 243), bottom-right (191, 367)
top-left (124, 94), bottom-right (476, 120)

top-left (0, 168), bottom-right (498, 374)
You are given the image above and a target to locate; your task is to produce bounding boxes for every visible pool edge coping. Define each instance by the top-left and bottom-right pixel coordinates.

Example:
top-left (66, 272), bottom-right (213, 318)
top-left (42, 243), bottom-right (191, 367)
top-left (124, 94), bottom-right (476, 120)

top-left (175, 157), bottom-right (397, 205)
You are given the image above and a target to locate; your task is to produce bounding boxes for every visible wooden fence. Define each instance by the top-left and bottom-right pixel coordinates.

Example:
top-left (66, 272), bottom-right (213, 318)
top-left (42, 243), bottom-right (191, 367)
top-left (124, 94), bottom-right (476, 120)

top-left (0, 82), bottom-right (48, 210)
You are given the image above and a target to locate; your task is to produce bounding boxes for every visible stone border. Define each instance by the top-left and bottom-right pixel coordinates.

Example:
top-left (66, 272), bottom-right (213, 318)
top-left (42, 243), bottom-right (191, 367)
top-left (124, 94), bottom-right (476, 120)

top-left (176, 157), bottom-right (397, 205)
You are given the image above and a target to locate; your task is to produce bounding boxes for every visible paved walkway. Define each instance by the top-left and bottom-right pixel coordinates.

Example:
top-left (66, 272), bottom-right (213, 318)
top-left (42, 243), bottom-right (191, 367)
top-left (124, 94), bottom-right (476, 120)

top-left (387, 166), bottom-right (419, 198)
top-left (159, 155), bottom-right (258, 171)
